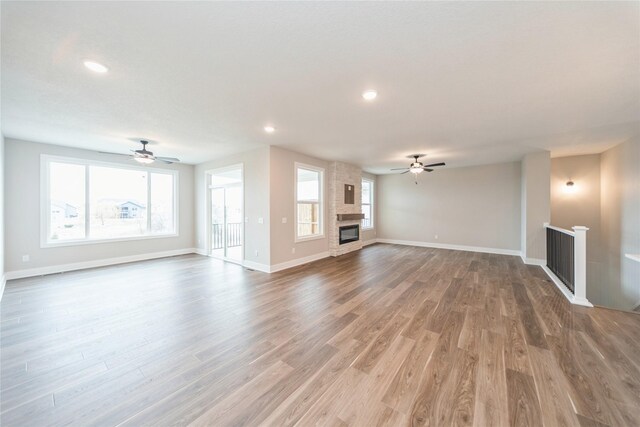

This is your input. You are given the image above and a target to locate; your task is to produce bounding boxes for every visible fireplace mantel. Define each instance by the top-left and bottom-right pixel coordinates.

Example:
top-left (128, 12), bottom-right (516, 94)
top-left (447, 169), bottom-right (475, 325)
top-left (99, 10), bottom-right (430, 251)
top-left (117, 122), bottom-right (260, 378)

top-left (336, 213), bottom-right (365, 221)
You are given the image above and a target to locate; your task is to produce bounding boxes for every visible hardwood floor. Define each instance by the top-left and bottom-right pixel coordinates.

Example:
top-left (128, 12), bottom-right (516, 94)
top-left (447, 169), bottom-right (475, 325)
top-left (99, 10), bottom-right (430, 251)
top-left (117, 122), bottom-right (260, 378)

top-left (1, 244), bottom-right (639, 426)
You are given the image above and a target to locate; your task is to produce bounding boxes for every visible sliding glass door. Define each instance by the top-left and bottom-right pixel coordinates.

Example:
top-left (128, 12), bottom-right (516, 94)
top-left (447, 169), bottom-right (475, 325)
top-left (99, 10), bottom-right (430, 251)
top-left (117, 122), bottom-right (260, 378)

top-left (208, 166), bottom-right (243, 263)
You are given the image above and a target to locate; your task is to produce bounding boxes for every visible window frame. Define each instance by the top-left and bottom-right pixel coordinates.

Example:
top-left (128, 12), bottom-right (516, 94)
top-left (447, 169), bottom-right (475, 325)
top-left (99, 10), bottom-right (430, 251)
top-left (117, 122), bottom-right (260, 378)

top-left (40, 155), bottom-right (179, 248)
top-left (294, 162), bottom-right (325, 243)
top-left (361, 178), bottom-right (374, 230)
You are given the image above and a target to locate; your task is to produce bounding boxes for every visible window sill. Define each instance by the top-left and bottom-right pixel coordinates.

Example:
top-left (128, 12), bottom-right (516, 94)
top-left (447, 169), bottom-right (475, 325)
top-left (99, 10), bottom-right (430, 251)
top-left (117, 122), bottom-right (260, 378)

top-left (41, 232), bottom-right (179, 249)
top-left (295, 234), bottom-right (326, 243)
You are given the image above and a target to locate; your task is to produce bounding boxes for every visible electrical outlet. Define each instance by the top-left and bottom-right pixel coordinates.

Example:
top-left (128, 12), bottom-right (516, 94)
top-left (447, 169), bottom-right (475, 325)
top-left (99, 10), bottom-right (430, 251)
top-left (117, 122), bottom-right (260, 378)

top-left (291, 247), bottom-right (296, 254)
top-left (434, 234), bottom-right (438, 240)
top-left (258, 217), bottom-right (263, 224)
top-left (245, 217), bottom-right (249, 223)
top-left (282, 217), bottom-right (287, 224)
top-left (254, 250), bottom-right (259, 257)
top-left (22, 255), bottom-right (30, 263)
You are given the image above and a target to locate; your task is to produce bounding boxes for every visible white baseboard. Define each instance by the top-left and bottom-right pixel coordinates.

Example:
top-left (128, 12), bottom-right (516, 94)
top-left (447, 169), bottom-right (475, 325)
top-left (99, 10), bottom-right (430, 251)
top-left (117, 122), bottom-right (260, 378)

top-left (2, 247), bottom-right (333, 280)
top-left (4, 248), bottom-right (199, 280)
top-left (376, 238), bottom-right (521, 257)
top-left (0, 274), bottom-right (5, 301)
top-left (541, 265), bottom-right (593, 307)
top-left (363, 239), bottom-right (378, 247)
top-left (269, 251), bottom-right (330, 273)
top-left (193, 248), bottom-right (270, 273)
top-left (521, 256), bottom-right (546, 266)
top-left (242, 260), bottom-right (271, 273)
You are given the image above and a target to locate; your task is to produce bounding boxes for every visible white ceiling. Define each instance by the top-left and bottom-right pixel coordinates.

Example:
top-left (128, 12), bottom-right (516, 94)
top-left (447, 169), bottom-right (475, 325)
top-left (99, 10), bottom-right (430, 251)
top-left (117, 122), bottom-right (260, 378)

top-left (2, 1), bottom-right (639, 173)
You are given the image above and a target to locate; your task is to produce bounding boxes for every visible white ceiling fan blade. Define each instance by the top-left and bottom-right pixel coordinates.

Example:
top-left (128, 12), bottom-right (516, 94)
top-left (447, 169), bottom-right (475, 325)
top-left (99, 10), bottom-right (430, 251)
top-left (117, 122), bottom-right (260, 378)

top-left (155, 156), bottom-right (180, 164)
top-left (98, 151), bottom-right (132, 157)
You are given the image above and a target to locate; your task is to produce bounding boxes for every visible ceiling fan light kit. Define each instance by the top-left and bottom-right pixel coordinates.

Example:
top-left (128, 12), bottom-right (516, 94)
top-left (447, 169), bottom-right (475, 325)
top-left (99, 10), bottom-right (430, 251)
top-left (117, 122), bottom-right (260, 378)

top-left (100, 140), bottom-right (181, 165)
top-left (391, 154), bottom-right (446, 184)
top-left (134, 155), bottom-right (155, 164)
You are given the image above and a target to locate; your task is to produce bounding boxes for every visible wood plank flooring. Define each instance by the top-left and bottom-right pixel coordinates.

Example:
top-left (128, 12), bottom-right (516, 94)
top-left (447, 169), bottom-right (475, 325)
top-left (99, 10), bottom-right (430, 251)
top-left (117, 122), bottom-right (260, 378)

top-left (1, 243), bottom-right (639, 426)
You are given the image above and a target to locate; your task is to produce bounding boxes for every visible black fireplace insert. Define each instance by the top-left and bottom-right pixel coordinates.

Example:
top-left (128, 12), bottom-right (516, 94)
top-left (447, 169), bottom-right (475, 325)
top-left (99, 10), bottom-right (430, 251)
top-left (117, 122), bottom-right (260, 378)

top-left (339, 224), bottom-right (360, 245)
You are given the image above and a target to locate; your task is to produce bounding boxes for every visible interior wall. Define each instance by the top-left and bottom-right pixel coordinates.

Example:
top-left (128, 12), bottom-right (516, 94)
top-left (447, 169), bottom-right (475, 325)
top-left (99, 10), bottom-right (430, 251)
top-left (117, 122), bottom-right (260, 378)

top-left (521, 151), bottom-right (551, 262)
top-left (361, 171), bottom-right (377, 243)
top-left (194, 147), bottom-right (270, 267)
top-left (600, 137), bottom-right (640, 311)
top-left (0, 134), bottom-right (5, 287)
top-left (377, 161), bottom-right (521, 252)
top-left (4, 138), bottom-right (195, 273)
top-left (269, 146), bottom-right (330, 266)
top-left (550, 154), bottom-right (604, 303)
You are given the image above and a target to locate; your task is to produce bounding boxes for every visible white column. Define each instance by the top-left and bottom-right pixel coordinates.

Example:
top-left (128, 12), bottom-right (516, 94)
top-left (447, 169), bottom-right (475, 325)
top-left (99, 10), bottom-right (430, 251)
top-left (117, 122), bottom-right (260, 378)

top-left (572, 226), bottom-right (593, 307)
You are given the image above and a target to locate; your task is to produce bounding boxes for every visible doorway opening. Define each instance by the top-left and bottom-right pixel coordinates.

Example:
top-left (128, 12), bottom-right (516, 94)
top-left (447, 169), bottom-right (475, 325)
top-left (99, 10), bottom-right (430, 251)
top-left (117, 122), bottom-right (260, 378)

top-left (207, 165), bottom-right (243, 264)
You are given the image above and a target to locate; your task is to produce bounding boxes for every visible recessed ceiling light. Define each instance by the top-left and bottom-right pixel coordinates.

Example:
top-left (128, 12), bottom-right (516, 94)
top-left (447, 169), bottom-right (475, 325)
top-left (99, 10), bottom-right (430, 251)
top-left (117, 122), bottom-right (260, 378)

top-left (362, 90), bottom-right (377, 101)
top-left (264, 125), bottom-right (276, 133)
top-left (83, 60), bottom-right (109, 73)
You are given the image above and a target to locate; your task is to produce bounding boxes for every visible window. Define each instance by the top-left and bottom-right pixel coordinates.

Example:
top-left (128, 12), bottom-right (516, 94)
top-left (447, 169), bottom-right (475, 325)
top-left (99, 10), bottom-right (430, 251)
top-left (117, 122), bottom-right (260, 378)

top-left (295, 163), bottom-right (324, 240)
top-left (362, 178), bottom-right (374, 229)
top-left (43, 156), bottom-right (177, 246)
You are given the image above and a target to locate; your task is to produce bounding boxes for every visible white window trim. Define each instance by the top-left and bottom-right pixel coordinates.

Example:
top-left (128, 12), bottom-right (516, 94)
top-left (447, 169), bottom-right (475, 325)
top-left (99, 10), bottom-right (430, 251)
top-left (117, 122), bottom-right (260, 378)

top-left (362, 178), bottom-right (374, 230)
top-left (41, 154), bottom-right (179, 248)
top-left (294, 162), bottom-right (325, 243)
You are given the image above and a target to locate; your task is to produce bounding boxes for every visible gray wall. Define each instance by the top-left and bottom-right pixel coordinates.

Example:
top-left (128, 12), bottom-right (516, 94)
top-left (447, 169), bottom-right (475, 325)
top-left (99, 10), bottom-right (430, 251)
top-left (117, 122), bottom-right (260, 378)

top-left (0, 134), bottom-right (4, 284)
top-left (4, 139), bottom-right (195, 273)
top-left (194, 147), bottom-right (271, 266)
top-left (521, 151), bottom-right (551, 261)
top-left (551, 154), bottom-right (604, 303)
top-left (378, 161), bottom-right (521, 251)
top-left (269, 146), bottom-right (330, 265)
top-left (600, 137), bottom-right (640, 311)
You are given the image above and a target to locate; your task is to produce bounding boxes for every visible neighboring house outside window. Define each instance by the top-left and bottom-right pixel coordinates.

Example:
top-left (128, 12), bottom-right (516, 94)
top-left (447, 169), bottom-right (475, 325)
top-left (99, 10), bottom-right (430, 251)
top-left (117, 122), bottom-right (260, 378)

top-left (362, 178), bottom-right (374, 229)
top-left (118, 201), bottom-right (146, 219)
top-left (295, 163), bottom-right (324, 241)
top-left (43, 156), bottom-right (177, 246)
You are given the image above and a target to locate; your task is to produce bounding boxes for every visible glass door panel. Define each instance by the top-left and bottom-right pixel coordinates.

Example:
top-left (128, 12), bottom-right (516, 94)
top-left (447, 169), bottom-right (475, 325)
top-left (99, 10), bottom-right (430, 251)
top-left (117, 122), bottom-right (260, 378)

top-left (211, 187), bottom-right (225, 259)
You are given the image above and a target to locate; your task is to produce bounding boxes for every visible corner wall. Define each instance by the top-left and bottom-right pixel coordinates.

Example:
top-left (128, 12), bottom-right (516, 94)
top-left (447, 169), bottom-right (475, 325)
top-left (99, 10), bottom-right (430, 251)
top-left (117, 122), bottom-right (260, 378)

top-left (600, 137), bottom-right (640, 310)
top-left (521, 151), bottom-right (551, 262)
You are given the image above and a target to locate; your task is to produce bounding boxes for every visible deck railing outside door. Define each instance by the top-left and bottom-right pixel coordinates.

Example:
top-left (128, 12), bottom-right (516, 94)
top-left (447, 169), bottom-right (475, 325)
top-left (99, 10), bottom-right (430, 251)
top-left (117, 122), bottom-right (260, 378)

top-left (212, 223), bottom-right (242, 250)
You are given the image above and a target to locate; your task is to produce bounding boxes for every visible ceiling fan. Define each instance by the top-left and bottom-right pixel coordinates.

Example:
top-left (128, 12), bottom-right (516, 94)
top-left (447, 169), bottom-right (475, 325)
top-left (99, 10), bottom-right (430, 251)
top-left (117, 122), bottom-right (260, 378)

top-left (100, 140), bottom-right (180, 165)
top-left (391, 154), bottom-right (445, 183)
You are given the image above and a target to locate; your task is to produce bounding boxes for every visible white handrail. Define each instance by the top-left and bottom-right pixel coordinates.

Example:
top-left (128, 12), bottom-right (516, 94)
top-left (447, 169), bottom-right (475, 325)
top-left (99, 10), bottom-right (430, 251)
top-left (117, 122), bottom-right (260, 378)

top-left (542, 222), bottom-right (592, 307)
top-left (543, 222), bottom-right (575, 236)
top-left (572, 226), bottom-right (591, 306)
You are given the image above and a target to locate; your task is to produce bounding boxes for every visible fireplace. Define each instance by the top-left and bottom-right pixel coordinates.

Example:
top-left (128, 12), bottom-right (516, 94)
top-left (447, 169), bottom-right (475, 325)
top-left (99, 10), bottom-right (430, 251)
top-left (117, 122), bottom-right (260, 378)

top-left (339, 224), bottom-right (360, 245)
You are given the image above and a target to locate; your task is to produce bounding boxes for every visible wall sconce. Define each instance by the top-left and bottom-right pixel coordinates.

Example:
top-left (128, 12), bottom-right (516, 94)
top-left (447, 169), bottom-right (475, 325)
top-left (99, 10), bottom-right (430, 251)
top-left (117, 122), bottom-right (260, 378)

top-left (564, 180), bottom-right (576, 194)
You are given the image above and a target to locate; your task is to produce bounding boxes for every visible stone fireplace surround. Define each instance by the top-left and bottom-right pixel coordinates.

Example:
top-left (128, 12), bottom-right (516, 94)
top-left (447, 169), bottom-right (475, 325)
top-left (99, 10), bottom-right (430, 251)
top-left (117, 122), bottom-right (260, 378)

top-left (328, 161), bottom-right (364, 257)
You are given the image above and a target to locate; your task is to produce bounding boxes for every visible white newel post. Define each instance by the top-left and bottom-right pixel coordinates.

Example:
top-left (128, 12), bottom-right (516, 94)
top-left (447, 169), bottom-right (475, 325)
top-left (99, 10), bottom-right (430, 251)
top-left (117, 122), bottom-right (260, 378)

top-left (572, 226), bottom-right (593, 307)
